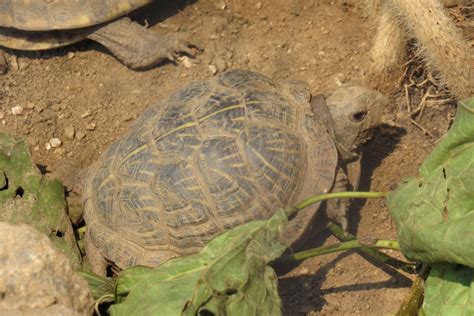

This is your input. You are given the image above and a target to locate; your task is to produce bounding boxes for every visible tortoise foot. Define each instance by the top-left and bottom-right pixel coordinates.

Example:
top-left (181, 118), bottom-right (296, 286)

top-left (87, 17), bottom-right (198, 70)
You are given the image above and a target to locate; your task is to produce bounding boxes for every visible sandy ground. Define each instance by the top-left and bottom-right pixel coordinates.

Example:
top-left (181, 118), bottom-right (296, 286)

top-left (1, 0), bottom-right (469, 314)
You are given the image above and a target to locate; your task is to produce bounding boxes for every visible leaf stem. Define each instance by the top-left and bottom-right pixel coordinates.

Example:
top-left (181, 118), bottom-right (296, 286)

top-left (395, 264), bottom-right (430, 315)
top-left (286, 191), bottom-right (388, 217)
top-left (284, 238), bottom-right (399, 262)
top-left (329, 223), bottom-right (418, 274)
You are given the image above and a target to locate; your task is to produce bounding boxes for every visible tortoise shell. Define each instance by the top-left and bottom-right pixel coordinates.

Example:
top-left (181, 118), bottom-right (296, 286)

top-left (83, 70), bottom-right (338, 269)
top-left (0, 0), bottom-right (151, 50)
top-left (0, 0), bottom-right (151, 31)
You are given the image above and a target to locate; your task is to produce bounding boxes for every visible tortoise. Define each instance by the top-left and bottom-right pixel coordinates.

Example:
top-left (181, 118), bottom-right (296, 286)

top-left (0, 0), bottom-right (194, 69)
top-left (83, 70), bottom-right (388, 274)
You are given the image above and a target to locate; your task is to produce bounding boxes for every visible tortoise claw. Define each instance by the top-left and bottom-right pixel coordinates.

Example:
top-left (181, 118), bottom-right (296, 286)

top-left (178, 43), bottom-right (195, 56)
top-left (166, 52), bottom-right (177, 62)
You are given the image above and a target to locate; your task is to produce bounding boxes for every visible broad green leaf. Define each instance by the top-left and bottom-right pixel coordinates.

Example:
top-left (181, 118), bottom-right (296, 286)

top-left (0, 133), bottom-right (81, 267)
top-left (77, 271), bottom-right (116, 300)
top-left (109, 208), bottom-right (288, 316)
top-left (422, 265), bottom-right (474, 315)
top-left (387, 97), bottom-right (474, 267)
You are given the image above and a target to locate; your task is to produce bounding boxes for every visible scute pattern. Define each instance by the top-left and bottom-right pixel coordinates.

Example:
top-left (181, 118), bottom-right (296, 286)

top-left (0, 0), bottom-right (151, 30)
top-left (242, 126), bottom-right (303, 205)
top-left (245, 90), bottom-right (298, 127)
top-left (84, 70), bottom-right (338, 269)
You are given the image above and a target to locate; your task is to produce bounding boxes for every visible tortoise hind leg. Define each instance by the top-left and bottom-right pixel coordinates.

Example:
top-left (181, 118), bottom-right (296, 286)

top-left (85, 230), bottom-right (108, 276)
top-left (87, 17), bottom-right (195, 70)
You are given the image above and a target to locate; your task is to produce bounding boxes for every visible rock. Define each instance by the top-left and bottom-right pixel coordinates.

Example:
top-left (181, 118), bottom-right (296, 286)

top-left (0, 112), bottom-right (4, 119)
top-left (9, 55), bottom-right (18, 71)
top-left (67, 52), bottom-right (75, 59)
top-left (0, 222), bottom-right (93, 315)
top-left (255, 2), bottom-right (262, 9)
top-left (86, 122), bottom-right (96, 131)
top-left (80, 110), bottom-right (91, 118)
top-left (335, 72), bottom-right (347, 86)
top-left (177, 56), bottom-right (194, 68)
top-left (27, 136), bottom-right (39, 146)
top-left (11, 106), bottom-right (23, 115)
top-left (208, 65), bottom-right (218, 75)
top-left (299, 267), bottom-right (310, 275)
top-left (76, 131), bottom-right (86, 140)
top-left (64, 126), bottom-right (75, 140)
top-left (26, 102), bottom-right (35, 109)
top-left (49, 138), bottom-right (62, 148)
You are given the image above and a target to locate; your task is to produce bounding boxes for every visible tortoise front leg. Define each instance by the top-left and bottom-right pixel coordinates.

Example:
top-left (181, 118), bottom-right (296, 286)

top-left (87, 17), bottom-right (196, 70)
top-left (85, 230), bottom-right (108, 276)
top-left (326, 166), bottom-right (350, 232)
top-left (326, 157), bottom-right (361, 232)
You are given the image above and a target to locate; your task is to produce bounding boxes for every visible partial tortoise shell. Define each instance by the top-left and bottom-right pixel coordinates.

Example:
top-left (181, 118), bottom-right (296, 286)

top-left (83, 70), bottom-right (338, 269)
top-left (0, 0), bottom-right (151, 50)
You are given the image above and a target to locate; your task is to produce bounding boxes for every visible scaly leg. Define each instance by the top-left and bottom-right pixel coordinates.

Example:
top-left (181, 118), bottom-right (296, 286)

top-left (88, 17), bottom-right (196, 69)
top-left (84, 230), bottom-right (108, 276)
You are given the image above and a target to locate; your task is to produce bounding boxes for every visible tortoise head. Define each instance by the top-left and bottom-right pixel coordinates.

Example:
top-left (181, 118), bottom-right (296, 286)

top-left (323, 85), bottom-right (388, 161)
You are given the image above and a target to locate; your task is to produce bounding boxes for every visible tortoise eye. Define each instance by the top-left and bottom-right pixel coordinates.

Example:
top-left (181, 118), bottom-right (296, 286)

top-left (350, 111), bottom-right (367, 122)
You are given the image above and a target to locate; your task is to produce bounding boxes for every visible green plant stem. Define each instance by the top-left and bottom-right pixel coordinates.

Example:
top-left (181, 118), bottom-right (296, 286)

top-left (329, 223), bottom-right (418, 274)
top-left (280, 191), bottom-right (420, 273)
top-left (396, 264), bottom-right (430, 316)
top-left (284, 238), bottom-right (399, 262)
top-left (286, 191), bottom-right (388, 217)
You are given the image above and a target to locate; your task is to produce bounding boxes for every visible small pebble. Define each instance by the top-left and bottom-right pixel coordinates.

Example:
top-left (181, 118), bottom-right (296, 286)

top-left (86, 123), bottom-right (96, 131)
top-left (335, 73), bottom-right (346, 86)
top-left (11, 106), bottom-right (23, 115)
top-left (81, 110), bottom-right (91, 118)
top-left (299, 267), bottom-right (310, 275)
top-left (27, 136), bottom-right (39, 146)
top-left (177, 56), bottom-right (193, 68)
top-left (9, 56), bottom-right (18, 71)
top-left (64, 126), bottom-right (75, 140)
top-left (255, 2), bottom-right (262, 9)
top-left (49, 138), bottom-right (62, 148)
top-left (45, 142), bottom-right (52, 151)
top-left (26, 102), bottom-right (35, 109)
top-left (54, 148), bottom-right (66, 155)
top-left (123, 113), bottom-right (137, 122)
top-left (67, 52), bottom-right (75, 59)
top-left (76, 131), bottom-right (86, 140)
top-left (208, 65), bottom-right (218, 75)
top-left (0, 112), bottom-right (4, 119)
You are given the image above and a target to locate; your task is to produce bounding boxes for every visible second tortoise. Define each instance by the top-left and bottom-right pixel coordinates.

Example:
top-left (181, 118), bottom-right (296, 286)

top-left (0, 0), bottom-right (194, 69)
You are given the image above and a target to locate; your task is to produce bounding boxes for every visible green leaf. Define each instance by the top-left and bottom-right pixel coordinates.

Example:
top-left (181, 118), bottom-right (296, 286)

top-left (77, 271), bottom-right (116, 301)
top-left (422, 265), bottom-right (474, 315)
top-left (387, 97), bottom-right (474, 267)
top-left (0, 133), bottom-right (81, 267)
top-left (109, 208), bottom-right (288, 316)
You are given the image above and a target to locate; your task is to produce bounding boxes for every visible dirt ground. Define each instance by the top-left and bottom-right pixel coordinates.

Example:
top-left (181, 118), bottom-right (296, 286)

top-left (0, 0), bottom-right (468, 315)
